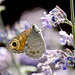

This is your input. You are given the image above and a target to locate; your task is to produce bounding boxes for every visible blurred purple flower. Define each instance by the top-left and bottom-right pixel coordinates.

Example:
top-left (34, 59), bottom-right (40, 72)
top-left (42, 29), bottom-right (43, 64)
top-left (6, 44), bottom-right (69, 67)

top-left (32, 72), bottom-right (45, 75)
top-left (59, 30), bottom-right (74, 47)
top-left (0, 66), bottom-right (13, 75)
top-left (0, 47), bottom-right (12, 67)
top-left (0, 20), bottom-right (32, 45)
top-left (41, 6), bottom-right (67, 29)
top-left (0, 29), bottom-right (7, 43)
top-left (20, 54), bottom-right (46, 66)
top-left (0, 27), bottom-right (16, 44)
top-left (12, 20), bottom-right (31, 34)
top-left (6, 30), bottom-right (16, 41)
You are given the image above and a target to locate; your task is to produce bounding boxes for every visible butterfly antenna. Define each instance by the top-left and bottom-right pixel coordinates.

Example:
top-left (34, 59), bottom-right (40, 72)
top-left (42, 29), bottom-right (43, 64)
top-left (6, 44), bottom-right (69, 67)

top-left (25, 16), bottom-right (37, 29)
top-left (25, 16), bottom-right (32, 26)
top-left (35, 19), bottom-right (41, 25)
top-left (25, 16), bottom-right (44, 30)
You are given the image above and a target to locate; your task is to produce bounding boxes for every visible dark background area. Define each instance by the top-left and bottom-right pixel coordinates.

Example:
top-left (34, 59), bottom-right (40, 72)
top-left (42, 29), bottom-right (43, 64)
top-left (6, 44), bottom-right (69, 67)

top-left (1, 0), bottom-right (73, 34)
top-left (1, 0), bottom-right (71, 25)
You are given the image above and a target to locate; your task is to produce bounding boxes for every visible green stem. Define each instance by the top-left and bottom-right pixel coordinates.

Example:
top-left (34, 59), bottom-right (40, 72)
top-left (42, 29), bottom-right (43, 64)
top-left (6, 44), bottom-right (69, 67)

top-left (72, 26), bottom-right (75, 48)
top-left (70, 0), bottom-right (74, 25)
top-left (70, 0), bottom-right (75, 48)
top-left (0, 12), bottom-right (5, 29)
top-left (10, 53), bottom-right (22, 75)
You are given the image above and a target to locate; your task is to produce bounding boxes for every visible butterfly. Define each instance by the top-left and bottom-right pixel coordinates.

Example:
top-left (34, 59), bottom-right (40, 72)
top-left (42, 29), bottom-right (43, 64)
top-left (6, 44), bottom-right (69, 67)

top-left (7, 25), bottom-right (46, 59)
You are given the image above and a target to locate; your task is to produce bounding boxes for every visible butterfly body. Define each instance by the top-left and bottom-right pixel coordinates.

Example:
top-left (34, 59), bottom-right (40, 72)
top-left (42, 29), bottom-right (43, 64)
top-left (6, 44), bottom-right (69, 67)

top-left (7, 25), bottom-right (46, 59)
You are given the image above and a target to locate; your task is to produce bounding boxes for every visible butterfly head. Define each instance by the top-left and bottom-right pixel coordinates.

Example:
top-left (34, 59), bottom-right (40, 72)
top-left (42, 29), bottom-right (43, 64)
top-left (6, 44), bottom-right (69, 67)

top-left (32, 25), bottom-right (41, 33)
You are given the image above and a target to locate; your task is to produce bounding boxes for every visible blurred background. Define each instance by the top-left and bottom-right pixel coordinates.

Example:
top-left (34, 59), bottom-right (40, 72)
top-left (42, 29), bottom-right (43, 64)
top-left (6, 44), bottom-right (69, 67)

top-left (0, 0), bottom-right (74, 75)
top-left (1, 0), bottom-right (71, 25)
top-left (1, 0), bottom-right (73, 48)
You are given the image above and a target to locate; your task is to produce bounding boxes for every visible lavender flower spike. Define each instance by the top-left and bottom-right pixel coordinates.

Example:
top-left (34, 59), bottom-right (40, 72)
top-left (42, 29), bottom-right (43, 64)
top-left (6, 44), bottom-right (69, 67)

top-left (59, 30), bottom-right (74, 47)
top-left (41, 11), bottom-right (52, 29)
top-left (59, 30), bottom-right (68, 45)
top-left (41, 6), bottom-right (67, 29)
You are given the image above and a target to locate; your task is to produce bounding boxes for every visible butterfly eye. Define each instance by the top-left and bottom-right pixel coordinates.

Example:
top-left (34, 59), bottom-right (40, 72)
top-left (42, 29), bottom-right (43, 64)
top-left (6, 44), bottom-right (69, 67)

top-left (12, 42), bottom-right (17, 47)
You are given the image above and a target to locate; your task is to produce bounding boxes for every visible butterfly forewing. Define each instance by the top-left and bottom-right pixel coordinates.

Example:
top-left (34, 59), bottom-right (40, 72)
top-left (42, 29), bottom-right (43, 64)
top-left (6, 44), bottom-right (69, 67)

top-left (7, 28), bottom-right (32, 53)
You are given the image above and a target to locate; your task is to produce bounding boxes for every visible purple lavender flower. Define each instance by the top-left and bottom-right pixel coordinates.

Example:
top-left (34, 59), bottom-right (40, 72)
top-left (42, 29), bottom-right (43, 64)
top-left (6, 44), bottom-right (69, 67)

top-left (45, 49), bottom-right (75, 71)
top-left (61, 56), bottom-right (74, 70)
top-left (59, 30), bottom-right (74, 47)
top-left (42, 50), bottom-right (60, 61)
top-left (59, 31), bottom-right (68, 45)
top-left (36, 50), bottom-right (62, 75)
top-left (32, 49), bottom-right (75, 75)
top-left (41, 6), bottom-right (67, 29)
top-left (67, 33), bottom-right (74, 46)
top-left (37, 62), bottom-right (54, 75)
top-left (41, 11), bottom-right (52, 29)
top-left (55, 49), bottom-right (75, 70)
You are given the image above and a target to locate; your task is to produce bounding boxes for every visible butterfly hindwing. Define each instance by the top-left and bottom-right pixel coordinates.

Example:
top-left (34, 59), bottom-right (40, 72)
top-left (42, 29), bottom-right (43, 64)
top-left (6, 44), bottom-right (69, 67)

top-left (24, 25), bottom-right (46, 59)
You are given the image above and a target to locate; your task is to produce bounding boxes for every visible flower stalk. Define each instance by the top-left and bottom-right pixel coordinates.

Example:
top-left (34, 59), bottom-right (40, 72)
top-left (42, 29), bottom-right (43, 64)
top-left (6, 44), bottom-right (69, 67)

top-left (10, 53), bottom-right (22, 75)
top-left (70, 0), bottom-right (75, 48)
top-left (72, 26), bottom-right (75, 48)
top-left (0, 12), bottom-right (5, 29)
top-left (70, 0), bottom-right (74, 25)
